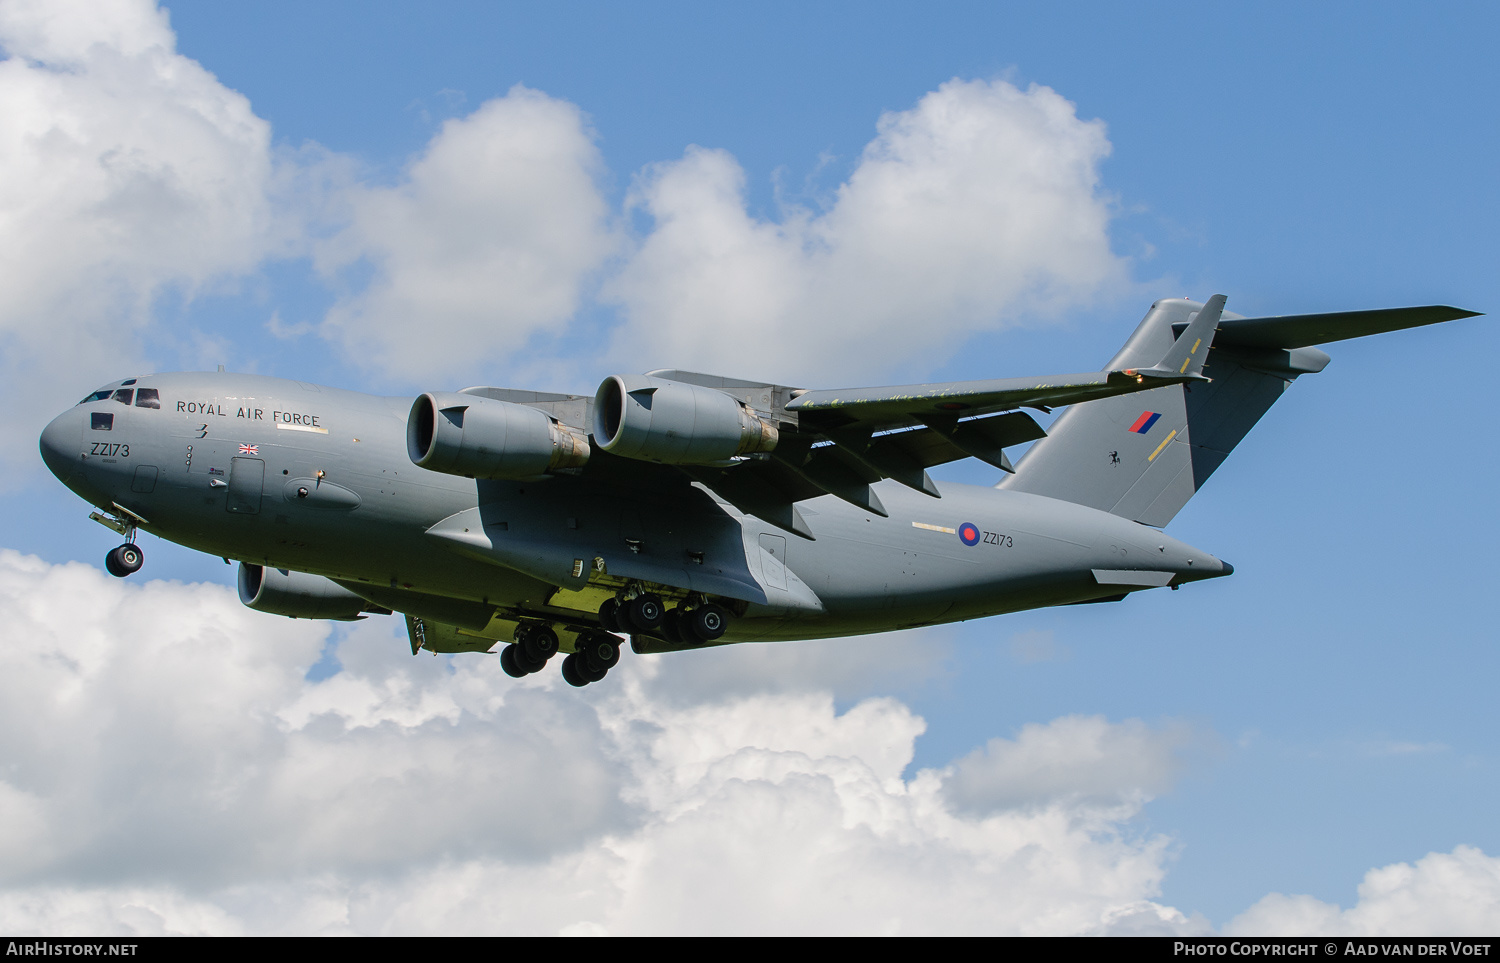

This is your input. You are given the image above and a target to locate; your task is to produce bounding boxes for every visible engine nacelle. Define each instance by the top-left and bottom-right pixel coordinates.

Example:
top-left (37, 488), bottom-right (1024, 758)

top-left (593, 375), bottom-right (778, 465)
top-left (407, 392), bottom-right (589, 479)
top-left (237, 563), bottom-right (371, 620)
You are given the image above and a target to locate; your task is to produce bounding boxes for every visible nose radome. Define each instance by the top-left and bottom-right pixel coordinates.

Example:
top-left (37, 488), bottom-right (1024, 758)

top-left (39, 410), bottom-right (78, 480)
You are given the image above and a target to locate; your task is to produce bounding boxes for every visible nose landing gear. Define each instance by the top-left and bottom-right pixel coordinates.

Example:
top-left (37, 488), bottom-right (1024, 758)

top-left (91, 504), bottom-right (149, 578)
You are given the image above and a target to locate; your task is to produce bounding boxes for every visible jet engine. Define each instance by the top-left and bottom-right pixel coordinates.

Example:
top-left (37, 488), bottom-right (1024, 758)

top-left (237, 563), bottom-right (374, 620)
top-left (407, 392), bottom-right (589, 479)
top-left (593, 374), bottom-right (778, 465)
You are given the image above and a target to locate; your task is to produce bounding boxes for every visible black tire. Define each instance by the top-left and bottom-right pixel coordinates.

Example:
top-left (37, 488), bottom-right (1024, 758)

top-left (520, 625), bottom-right (558, 663)
top-left (687, 603), bottom-right (728, 643)
top-left (580, 635), bottom-right (621, 673)
top-left (560, 653), bottom-right (589, 687)
top-left (513, 643), bottom-right (547, 674)
top-left (598, 597), bottom-right (621, 632)
top-left (626, 594), bottom-right (664, 633)
top-left (576, 656), bottom-right (608, 683)
top-left (105, 543), bottom-right (143, 578)
top-left (500, 645), bottom-right (528, 679)
top-left (660, 608), bottom-right (687, 646)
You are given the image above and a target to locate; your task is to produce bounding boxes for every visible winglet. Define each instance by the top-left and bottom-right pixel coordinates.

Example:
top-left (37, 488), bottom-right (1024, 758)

top-left (1131, 294), bottom-right (1225, 380)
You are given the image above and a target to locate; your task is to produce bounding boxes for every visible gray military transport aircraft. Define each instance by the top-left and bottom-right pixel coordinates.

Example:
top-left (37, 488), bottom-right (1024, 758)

top-left (38, 296), bottom-right (1479, 686)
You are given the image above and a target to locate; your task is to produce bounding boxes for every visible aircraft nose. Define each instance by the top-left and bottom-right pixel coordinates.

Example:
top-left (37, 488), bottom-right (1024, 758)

top-left (38, 409), bottom-right (79, 480)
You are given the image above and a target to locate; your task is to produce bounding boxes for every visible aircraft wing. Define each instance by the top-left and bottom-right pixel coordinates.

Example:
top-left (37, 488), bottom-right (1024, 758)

top-left (786, 367), bottom-right (1190, 423)
top-left (786, 293), bottom-right (1225, 428)
top-left (672, 297), bottom-right (1227, 537)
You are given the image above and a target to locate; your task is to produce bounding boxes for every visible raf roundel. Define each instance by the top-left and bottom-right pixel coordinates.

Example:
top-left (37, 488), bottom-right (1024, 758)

top-left (959, 522), bottom-right (981, 546)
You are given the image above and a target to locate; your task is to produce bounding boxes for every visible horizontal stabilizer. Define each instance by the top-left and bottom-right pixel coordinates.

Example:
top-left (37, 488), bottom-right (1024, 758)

top-left (1201, 305), bottom-right (1481, 349)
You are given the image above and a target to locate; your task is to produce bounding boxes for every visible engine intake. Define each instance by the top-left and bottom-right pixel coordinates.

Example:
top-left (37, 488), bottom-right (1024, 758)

top-left (238, 563), bottom-right (373, 620)
top-left (593, 375), bottom-right (778, 464)
top-left (408, 392), bottom-right (589, 479)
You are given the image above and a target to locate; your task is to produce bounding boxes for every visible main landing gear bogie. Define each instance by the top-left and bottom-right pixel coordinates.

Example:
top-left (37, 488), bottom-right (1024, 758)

top-left (561, 631), bottom-right (622, 688)
top-left (602, 593), bottom-right (730, 647)
top-left (500, 623), bottom-right (622, 688)
top-left (601, 593), bottom-right (665, 634)
top-left (500, 623), bottom-right (560, 678)
top-left (657, 602), bottom-right (729, 646)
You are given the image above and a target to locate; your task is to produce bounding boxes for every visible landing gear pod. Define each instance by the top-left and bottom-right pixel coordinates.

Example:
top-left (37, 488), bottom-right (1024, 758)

top-left (593, 375), bottom-right (778, 465)
top-left (407, 392), bottom-right (589, 479)
top-left (237, 563), bottom-right (372, 621)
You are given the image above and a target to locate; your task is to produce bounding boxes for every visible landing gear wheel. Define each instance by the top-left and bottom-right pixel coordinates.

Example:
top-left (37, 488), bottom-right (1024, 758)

top-left (661, 608), bottom-right (689, 646)
top-left (519, 625), bottom-right (558, 664)
top-left (560, 653), bottom-right (590, 687)
top-left (105, 543), bottom-right (143, 578)
top-left (686, 603), bottom-right (728, 643)
top-left (515, 644), bottom-right (548, 674)
top-left (576, 657), bottom-right (607, 683)
top-left (625, 593), bottom-right (664, 633)
top-left (578, 634), bottom-right (621, 674)
top-left (598, 598), bottom-right (622, 633)
top-left (500, 645), bottom-right (528, 678)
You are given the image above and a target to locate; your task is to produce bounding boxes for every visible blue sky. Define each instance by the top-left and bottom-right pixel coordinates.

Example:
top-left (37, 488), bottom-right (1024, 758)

top-left (0, 0), bottom-right (1496, 934)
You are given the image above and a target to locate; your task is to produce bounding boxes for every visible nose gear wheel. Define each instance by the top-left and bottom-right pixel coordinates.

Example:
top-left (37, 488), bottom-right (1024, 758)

top-left (105, 542), bottom-right (143, 578)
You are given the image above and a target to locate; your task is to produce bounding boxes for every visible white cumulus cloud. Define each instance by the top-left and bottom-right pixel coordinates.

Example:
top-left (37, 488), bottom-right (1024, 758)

top-left (943, 714), bottom-right (1200, 816)
top-left (316, 87), bottom-right (617, 384)
top-left (0, 550), bottom-right (1200, 935)
top-left (0, 0), bottom-right (279, 476)
top-left (0, 553), bottom-right (1491, 936)
top-left (1225, 846), bottom-right (1500, 936)
top-left (602, 78), bottom-right (1129, 385)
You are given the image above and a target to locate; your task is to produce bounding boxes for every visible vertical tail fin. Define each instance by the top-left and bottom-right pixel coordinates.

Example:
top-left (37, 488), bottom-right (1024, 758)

top-left (999, 298), bottom-right (1329, 527)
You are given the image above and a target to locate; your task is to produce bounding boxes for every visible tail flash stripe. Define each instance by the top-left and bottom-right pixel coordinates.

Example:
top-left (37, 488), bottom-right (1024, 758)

top-left (1128, 411), bottom-right (1162, 434)
top-left (1147, 429), bottom-right (1178, 462)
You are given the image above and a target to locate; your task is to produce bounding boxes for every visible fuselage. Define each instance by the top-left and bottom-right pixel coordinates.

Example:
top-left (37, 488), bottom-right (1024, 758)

top-left (39, 372), bottom-right (1230, 644)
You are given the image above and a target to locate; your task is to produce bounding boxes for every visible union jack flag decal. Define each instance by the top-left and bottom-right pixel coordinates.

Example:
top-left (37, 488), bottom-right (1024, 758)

top-left (238, 444), bottom-right (259, 455)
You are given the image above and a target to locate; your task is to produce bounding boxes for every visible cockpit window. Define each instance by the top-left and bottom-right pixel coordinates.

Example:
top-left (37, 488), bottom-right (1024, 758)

top-left (121, 379), bottom-right (137, 386)
top-left (91, 412), bottom-right (113, 431)
top-left (112, 389), bottom-right (134, 405)
top-left (134, 388), bottom-right (160, 409)
top-left (77, 390), bottom-right (112, 405)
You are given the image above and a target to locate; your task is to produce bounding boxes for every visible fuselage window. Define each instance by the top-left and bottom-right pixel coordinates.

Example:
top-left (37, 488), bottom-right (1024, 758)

top-left (135, 388), bottom-right (161, 409)
top-left (112, 389), bottom-right (134, 405)
top-left (77, 390), bottom-right (112, 405)
top-left (91, 412), bottom-right (114, 431)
